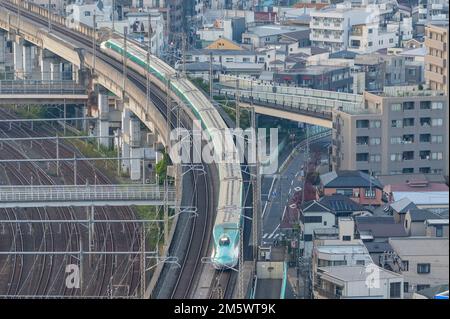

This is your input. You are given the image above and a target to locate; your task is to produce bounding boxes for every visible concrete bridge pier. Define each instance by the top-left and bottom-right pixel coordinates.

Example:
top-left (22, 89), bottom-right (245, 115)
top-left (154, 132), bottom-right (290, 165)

top-left (13, 40), bottom-right (24, 79)
top-left (129, 116), bottom-right (142, 181)
top-left (0, 30), bottom-right (6, 72)
top-left (22, 43), bottom-right (35, 79)
top-left (121, 109), bottom-right (131, 174)
top-left (97, 92), bottom-right (110, 148)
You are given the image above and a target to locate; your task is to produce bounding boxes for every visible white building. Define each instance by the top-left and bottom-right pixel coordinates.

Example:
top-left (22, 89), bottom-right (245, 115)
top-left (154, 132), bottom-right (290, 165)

top-left (315, 264), bottom-right (404, 299)
top-left (310, 1), bottom-right (408, 53)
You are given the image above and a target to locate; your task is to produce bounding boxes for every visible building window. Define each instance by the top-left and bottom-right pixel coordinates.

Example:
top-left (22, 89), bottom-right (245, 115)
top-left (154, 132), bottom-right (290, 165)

top-left (391, 120), bottom-right (403, 128)
top-left (356, 136), bottom-right (369, 145)
top-left (342, 235), bottom-right (351, 241)
top-left (364, 188), bottom-right (376, 198)
top-left (417, 284), bottom-right (430, 291)
top-left (391, 103), bottom-right (402, 111)
top-left (402, 168), bottom-right (414, 174)
top-left (304, 216), bottom-right (323, 223)
top-left (404, 282), bottom-right (409, 293)
top-left (417, 263), bottom-right (431, 274)
top-left (370, 120), bottom-right (381, 128)
top-left (368, 41), bottom-right (373, 46)
top-left (390, 282), bottom-right (401, 298)
top-left (356, 120), bottom-right (369, 128)
top-left (431, 118), bottom-right (443, 126)
top-left (431, 102), bottom-right (443, 110)
top-left (303, 234), bottom-right (313, 242)
top-left (356, 260), bottom-right (365, 266)
top-left (403, 118), bottom-right (415, 127)
top-left (84, 11), bottom-right (91, 16)
top-left (370, 137), bottom-right (381, 145)
top-left (403, 102), bottom-right (414, 110)
top-left (431, 135), bottom-right (443, 144)
top-left (436, 225), bottom-right (444, 237)
top-left (370, 154), bottom-right (381, 162)
top-left (391, 137), bottom-right (402, 144)
top-left (336, 189), bottom-right (353, 197)
top-left (419, 167), bottom-right (431, 174)
top-left (431, 152), bottom-right (443, 160)
top-left (356, 153), bottom-right (369, 162)
top-left (420, 101), bottom-right (431, 109)
top-left (390, 153), bottom-right (402, 162)
top-left (402, 151), bottom-right (414, 161)
top-left (420, 134), bottom-right (431, 143)
top-left (402, 260), bottom-right (409, 271)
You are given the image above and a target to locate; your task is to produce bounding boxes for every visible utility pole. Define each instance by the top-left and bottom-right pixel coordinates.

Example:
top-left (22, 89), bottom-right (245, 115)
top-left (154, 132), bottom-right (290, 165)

top-left (251, 106), bottom-right (260, 263)
top-left (92, 11), bottom-right (96, 72)
top-left (48, 0), bottom-right (52, 31)
top-left (209, 52), bottom-right (213, 99)
top-left (182, 33), bottom-right (186, 77)
top-left (122, 26), bottom-right (128, 96)
top-left (146, 11), bottom-right (152, 111)
top-left (112, 0), bottom-right (116, 32)
top-left (235, 77), bottom-right (240, 129)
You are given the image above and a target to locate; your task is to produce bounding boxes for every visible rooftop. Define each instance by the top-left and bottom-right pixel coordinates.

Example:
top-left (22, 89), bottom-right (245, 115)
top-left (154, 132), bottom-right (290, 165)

top-left (408, 209), bottom-right (444, 222)
top-left (246, 25), bottom-right (308, 38)
top-left (356, 216), bottom-right (408, 238)
top-left (320, 170), bottom-right (383, 190)
top-left (389, 237), bottom-right (449, 256)
top-left (390, 198), bottom-right (418, 214)
top-left (318, 264), bottom-right (401, 282)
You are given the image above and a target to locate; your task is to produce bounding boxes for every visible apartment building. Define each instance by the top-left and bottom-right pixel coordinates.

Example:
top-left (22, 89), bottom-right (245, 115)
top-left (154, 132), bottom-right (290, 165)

top-left (425, 21), bottom-right (448, 95)
top-left (309, 1), bottom-right (405, 53)
top-left (332, 87), bottom-right (449, 176)
top-left (388, 237), bottom-right (449, 297)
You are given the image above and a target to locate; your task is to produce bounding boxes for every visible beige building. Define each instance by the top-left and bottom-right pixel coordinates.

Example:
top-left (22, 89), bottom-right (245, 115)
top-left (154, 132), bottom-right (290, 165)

top-left (425, 22), bottom-right (448, 94)
top-left (388, 237), bottom-right (449, 298)
top-left (424, 21), bottom-right (449, 177)
top-left (332, 87), bottom-right (449, 176)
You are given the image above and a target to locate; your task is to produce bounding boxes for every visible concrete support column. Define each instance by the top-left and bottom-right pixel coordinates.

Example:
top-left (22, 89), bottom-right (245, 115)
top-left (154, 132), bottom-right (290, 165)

top-left (13, 41), bottom-right (24, 78)
top-left (97, 92), bottom-right (110, 148)
top-left (121, 109), bottom-right (131, 173)
top-left (62, 62), bottom-right (73, 80)
top-left (0, 31), bottom-right (6, 72)
top-left (50, 60), bottom-right (62, 81)
top-left (22, 45), bottom-right (33, 79)
top-left (129, 115), bottom-right (142, 180)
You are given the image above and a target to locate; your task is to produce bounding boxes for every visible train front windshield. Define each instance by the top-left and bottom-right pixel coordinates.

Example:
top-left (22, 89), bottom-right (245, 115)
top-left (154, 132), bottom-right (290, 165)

top-left (219, 236), bottom-right (230, 247)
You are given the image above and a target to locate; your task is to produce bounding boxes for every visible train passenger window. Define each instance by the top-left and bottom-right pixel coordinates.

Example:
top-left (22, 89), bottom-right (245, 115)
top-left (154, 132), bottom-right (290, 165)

top-left (219, 237), bottom-right (230, 246)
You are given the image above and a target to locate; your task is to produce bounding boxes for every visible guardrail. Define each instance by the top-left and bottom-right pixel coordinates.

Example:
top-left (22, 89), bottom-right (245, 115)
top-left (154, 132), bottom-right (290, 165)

top-left (0, 80), bottom-right (86, 95)
top-left (0, 184), bottom-right (176, 203)
top-left (217, 88), bottom-right (333, 120)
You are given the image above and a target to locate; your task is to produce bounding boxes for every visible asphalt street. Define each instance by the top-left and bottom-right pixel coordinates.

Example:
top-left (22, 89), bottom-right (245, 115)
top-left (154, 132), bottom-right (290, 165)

top-left (261, 138), bottom-right (331, 245)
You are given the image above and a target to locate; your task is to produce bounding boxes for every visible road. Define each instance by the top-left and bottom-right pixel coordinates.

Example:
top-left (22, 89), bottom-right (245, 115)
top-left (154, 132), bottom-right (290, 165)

top-left (261, 137), bottom-right (331, 245)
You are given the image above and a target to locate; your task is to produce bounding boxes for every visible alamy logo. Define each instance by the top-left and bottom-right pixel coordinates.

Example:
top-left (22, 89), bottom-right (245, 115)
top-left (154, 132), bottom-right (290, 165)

top-left (65, 264), bottom-right (80, 289)
top-left (365, 263), bottom-right (380, 289)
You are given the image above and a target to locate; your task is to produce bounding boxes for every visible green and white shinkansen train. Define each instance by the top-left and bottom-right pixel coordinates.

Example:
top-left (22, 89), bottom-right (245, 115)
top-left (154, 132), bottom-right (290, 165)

top-left (100, 38), bottom-right (243, 270)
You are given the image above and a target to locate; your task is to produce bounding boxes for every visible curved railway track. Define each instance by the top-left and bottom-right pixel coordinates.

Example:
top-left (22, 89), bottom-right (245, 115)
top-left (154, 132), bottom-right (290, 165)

top-left (0, 0), bottom-right (235, 299)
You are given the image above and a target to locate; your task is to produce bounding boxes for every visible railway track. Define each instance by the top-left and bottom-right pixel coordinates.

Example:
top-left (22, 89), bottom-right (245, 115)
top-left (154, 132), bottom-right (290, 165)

top-left (0, 0), bottom-right (236, 299)
top-left (0, 110), bottom-right (141, 297)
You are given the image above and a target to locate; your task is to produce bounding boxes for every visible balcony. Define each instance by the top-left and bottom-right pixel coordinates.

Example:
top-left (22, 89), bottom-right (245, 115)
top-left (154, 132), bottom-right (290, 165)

top-left (426, 54), bottom-right (446, 68)
top-left (425, 37), bottom-right (445, 52)
top-left (315, 286), bottom-right (342, 299)
top-left (425, 70), bottom-right (445, 84)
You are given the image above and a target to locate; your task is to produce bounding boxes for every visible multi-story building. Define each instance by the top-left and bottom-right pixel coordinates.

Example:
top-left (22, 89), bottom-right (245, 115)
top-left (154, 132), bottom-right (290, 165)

top-left (388, 237), bottom-right (449, 297)
top-left (309, 1), bottom-right (406, 53)
top-left (413, 0), bottom-right (449, 36)
top-left (425, 21), bottom-right (448, 94)
top-left (315, 264), bottom-right (404, 299)
top-left (332, 86), bottom-right (448, 176)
